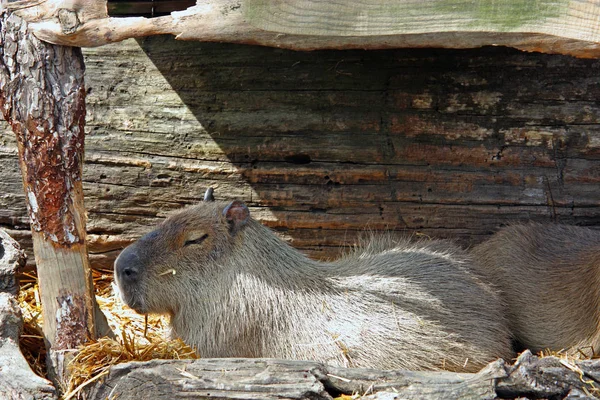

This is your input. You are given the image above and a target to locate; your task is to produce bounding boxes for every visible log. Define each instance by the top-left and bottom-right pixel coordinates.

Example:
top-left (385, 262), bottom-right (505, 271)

top-left (84, 351), bottom-right (599, 400)
top-left (0, 229), bottom-right (57, 400)
top-left (86, 357), bottom-right (502, 400)
top-left (0, 11), bottom-right (110, 387)
top-left (1, 37), bottom-right (600, 266)
top-left (4, 0), bottom-right (600, 58)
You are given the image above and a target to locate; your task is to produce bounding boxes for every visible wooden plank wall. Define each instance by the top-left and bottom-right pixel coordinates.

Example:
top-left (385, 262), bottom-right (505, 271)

top-left (1, 36), bottom-right (599, 269)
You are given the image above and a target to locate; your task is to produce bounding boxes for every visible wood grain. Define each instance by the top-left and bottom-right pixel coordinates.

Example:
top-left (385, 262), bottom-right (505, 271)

top-left (8, 0), bottom-right (600, 58)
top-left (86, 357), bottom-right (502, 400)
top-left (1, 37), bottom-right (599, 269)
top-left (85, 352), bottom-right (600, 400)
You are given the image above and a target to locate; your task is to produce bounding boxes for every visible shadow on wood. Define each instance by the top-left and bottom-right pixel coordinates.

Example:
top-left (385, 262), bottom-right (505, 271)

top-left (1, 37), bottom-right (600, 269)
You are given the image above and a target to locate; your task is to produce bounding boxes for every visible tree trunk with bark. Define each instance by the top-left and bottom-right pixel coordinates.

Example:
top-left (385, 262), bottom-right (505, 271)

top-left (0, 11), bottom-right (110, 389)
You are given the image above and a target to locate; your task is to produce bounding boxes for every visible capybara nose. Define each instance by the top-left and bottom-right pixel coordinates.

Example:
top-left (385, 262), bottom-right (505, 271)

top-left (115, 248), bottom-right (141, 284)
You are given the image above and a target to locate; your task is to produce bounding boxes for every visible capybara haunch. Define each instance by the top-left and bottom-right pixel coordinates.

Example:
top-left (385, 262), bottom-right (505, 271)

top-left (471, 223), bottom-right (600, 355)
top-left (115, 199), bottom-right (513, 371)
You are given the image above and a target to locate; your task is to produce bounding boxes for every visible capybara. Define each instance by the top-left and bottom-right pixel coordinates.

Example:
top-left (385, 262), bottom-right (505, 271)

top-left (115, 198), bottom-right (513, 371)
top-left (471, 223), bottom-right (600, 355)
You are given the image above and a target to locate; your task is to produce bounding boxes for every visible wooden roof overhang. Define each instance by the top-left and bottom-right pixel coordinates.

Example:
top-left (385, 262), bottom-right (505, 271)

top-left (5, 0), bottom-right (600, 58)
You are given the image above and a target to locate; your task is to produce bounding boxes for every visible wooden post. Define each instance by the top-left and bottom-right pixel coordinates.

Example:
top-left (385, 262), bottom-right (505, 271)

top-left (0, 11), bottom-right (110, 388)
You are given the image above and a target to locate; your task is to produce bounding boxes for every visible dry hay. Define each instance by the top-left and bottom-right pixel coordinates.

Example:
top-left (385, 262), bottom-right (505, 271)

top-left (18, 268), bottom-right (198, 400)
top-left (538, 348), bottom-right (600, 397)
top-left (18, 272), bottom-right (47, 378)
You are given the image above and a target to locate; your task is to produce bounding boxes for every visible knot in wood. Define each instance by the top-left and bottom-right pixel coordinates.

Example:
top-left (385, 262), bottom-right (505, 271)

top-left (57, 9), bottom-right (80, 35)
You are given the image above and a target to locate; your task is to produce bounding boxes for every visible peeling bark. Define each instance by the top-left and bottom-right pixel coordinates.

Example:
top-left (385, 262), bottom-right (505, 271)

top-left (53, 292), bottom-right (89, 350)
top-left (0, 12), bottom-right (86, 248)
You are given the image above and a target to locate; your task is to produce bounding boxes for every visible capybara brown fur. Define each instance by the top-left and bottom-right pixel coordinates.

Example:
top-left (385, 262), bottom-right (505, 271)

top-left (471, 223), bottom-right (600, 355)
top-left (115, 199), bottom-right (513, 371)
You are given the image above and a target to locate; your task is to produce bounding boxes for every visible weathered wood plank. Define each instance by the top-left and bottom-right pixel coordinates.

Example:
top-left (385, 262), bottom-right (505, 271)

top-left (8, 0), bottom-right (600, 58)
top-left (86, 357), bottom-right (503, 400)
top-left (246, 1), bottom-right (599, 42)
top-left (1, 38), bottom-right (600, 266)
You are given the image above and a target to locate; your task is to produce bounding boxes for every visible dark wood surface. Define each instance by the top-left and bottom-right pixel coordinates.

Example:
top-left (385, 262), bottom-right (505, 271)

top-left (1, 37), bottom-right (599, 269)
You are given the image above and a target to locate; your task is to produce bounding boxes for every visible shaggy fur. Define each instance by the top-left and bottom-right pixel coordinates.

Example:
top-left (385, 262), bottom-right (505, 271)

top-left (471, 223), bottom-right (600, 354)
top-left (115, 200), bottom-right (513, 372)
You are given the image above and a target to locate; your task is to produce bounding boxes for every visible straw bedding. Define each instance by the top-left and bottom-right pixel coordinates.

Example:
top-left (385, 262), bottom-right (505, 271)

top-left (18, 269), bottom-right (197, 399)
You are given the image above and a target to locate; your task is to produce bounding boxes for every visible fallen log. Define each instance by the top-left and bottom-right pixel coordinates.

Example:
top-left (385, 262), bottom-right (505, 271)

top-left (84, 351), bottom-right (599, 400)
top-left (0, 229), bottom-right (57, 400)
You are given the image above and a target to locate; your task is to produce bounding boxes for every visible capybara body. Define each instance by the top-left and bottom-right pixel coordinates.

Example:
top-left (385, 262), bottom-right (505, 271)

top-left (115, 200), bottom-right (513, 371)
top-left (471, 223), bottom-right (600, 354)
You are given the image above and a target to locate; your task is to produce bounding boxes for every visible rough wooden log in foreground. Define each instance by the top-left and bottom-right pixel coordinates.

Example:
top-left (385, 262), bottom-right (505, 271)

top-left (1, 37), bottom-right (600, 267)
top-left (0, 229), bottom-right (57, 400)
top-left (84, 351), bottom-right (599, 400)
top-left (0, 11), bottom-right (110, 386)
top-left (6, 0), bottom-right (600, 58)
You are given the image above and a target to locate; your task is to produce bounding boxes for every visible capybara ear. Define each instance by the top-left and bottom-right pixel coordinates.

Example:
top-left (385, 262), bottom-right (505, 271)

top-left (203, 187), bottom-right (215, 202)
top-left (223, 200), bottom-right (250, 232)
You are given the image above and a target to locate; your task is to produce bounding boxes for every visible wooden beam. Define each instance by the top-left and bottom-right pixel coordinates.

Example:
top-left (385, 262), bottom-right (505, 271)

top-left (4, 0), bottom-right (600, 58)
top-left (0, 11), bottom-right (110, 387)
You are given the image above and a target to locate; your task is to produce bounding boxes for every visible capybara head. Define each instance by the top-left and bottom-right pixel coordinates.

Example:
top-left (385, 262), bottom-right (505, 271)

top-left (114, 198), bottom-right (249, 315)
